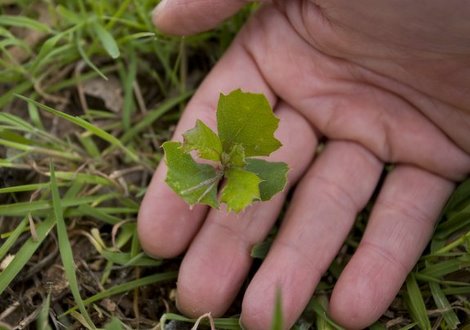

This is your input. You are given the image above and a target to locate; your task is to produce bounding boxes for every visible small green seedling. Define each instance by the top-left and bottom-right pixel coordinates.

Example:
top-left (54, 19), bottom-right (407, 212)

top-left (162, 89), bottom-right (288, 213)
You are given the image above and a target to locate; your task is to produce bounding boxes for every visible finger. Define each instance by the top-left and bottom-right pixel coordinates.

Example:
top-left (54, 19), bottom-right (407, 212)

top-left (240, 141), bottom-right (383, 330)
top-left (300, 89), bottom-right (470, 181)
top-left (329, 166), bottom-right (454, 329)
top-left (153, 0), bottom-right (251, 35)
top-left (176, 104), bottom-right (317, 317)
top-left (138, 22), bottom-right (278, 258)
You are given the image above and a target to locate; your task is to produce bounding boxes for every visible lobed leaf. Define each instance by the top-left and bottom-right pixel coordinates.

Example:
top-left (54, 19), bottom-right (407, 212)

top-left (163, 90), bottom-right (288, 213)
top-left (245, 158), bottom-right (288, 201)
top-left (220, 167), bottom-right (261, 212)
top-left (163, 141), bottom-right (220, 208)
top-left (217, 89), bottom-right (281, 157)
top-left (182, 119), bottom-right (222, 161)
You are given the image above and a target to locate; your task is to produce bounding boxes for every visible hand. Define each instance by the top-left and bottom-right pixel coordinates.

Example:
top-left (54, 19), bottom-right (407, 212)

top-left (138, 1), bottom-right (470, 328)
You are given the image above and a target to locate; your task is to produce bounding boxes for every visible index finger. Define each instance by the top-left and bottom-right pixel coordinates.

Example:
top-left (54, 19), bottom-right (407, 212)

top-left (153, 0), bottom-right (259, 35)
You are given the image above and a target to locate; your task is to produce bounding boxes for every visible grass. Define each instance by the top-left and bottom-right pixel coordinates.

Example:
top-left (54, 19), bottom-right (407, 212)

top-left (0, 1), bottom-right (469, 329)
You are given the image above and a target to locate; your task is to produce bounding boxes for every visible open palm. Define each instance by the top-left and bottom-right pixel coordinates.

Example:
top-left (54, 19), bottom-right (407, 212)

top-left (138, 1), bottom-right (470, 329)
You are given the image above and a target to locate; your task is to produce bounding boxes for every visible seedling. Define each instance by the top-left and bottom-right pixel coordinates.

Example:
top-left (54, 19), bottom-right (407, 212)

top-left (162, 89), bottom-right (288, 212)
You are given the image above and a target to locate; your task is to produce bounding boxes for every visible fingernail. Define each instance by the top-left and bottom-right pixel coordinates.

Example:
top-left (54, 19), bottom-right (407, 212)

top-left (152, 0), bottom-right (168, 18)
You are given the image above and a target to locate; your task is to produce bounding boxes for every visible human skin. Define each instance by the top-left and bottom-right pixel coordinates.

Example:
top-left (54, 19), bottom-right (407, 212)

top-left (138, 1), bottom-right (470, 329)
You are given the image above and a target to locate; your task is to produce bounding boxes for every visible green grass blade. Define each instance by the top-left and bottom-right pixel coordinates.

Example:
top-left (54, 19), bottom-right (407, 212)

top-left (119, 49), bottom-right (137, 131)
top-left (78, 134), bottom-right (101, 158)
top-left (315, 296), bottom-right (334, 330)
top-left (92, 22), bottom-right (120, 59)
top-left (63, 271), bottom-right (177, 315)
top-left (397, 323), bottom-right (418, 330)
top-left (0, 194), bottom-right (117, 217)
top-left (27, 101), bottom-right (45, 130)
top-left (104, 317), bottom-right (124, 330)
top-left (105, 0), bottom-right (132, 29)
top-left (444, 179), bottom-right (470, 214)
top-left (50, 163), bottom-right (96, 329)
top-left (0, 215), bottom-right (55, 295)
top-left (74, 205), bottom-right (122, 225)
top-left (75, 29), bottom-right (108, 80)
top-left (0, 80), bottom-right (32, 108)
top-left (0, 15), bottom-right (52, 33)
top-left (0, 217), bottom-right (28, 260)
top-left (160, 313), bottom-right (241, 330)
top-left (307, 297), bottom-right (344, 330)
top-left (405, 273), bottom-right (431, 330)
top-left (270, 289), bottom-right (284, 330)
top-left (101, 251), bottom-right (162, 267)
top-left (37, 293), bottom-right (52, 330)
top-left (121, 91), bottom-right (193, 143)
top-left (0, 182), bottom-right (51, 194)
top-left (16, 95), bottom-right (139, 162)
top-left (368, 322), bottom-right (386, 330)
top-left (117, 32), bottom-right (155, 44)
top-left (0, 137), bottom-right (81, 161)
top-left (0, 113), bottom-right (67, 148)
top-left (442, 286), bottom-right (470, 295)
top-left (56, 5), bottom-right (82, 25)
top-left (420, 258), bottom-right (470, 278)
top-left (50, 171), bottom-right (113, 186)
top-left (429, 282), bottom-right (460, 329)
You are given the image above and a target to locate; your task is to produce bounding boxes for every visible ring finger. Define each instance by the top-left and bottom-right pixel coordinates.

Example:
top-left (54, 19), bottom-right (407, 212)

top-left (240, 140), bottom-right (383, 329)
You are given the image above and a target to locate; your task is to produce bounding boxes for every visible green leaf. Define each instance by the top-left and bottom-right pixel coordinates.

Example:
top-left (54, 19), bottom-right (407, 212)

top-left (221, 168), bottom-right (261, 212)
top-left (217, 89), bottom-right (281, 157)
top-left (224, 143), bottom-right (246, 168)
top-left (182, 119), bottom-right (222, 161)
top-left (270, 289), bottom-right (284, 330)
top-left (162, 90), bottom-right (288, 211)
top-left (245, 159), bottom-right (288, 201)
top-left (92, 22), bottom-right (120, 59)
top-left (163, 141), bottom-right (220, 208)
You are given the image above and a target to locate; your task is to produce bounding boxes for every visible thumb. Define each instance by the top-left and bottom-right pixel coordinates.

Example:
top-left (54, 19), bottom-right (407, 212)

top-left (153, 0), bottom-right (254, 35)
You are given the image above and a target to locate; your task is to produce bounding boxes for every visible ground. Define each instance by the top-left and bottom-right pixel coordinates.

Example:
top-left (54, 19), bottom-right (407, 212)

top-left (0, 1), bottom-right (469, 329)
